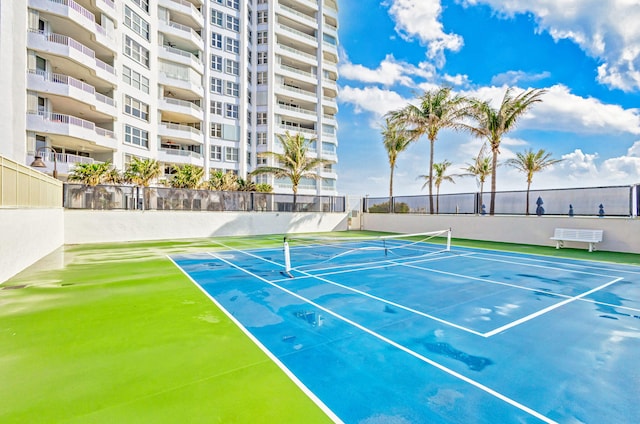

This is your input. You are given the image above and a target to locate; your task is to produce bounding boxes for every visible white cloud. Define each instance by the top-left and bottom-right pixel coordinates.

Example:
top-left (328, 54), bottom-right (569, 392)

top-left (338, 54), bottom-right (416, 86)
top-left (490, 70), bottom-right (551, 86)
top-left (338, 86), bottom-right (409, 118)
top-left (383, 0), bottom-right (463, 66)
top-left (461, 84), bottom-right (640, 135)
top-left (461, 0), bottom-right (640, 91)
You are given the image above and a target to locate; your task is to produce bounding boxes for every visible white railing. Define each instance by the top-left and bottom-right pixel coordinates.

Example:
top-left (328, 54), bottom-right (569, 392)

top-left (279, 63), bottom-right (315, 79)
top-left (278, 84), bottom-right (316, 98)
top-left (168, 21), bottom-right (202, 41)
top-left (161, 122), bottom-right (202, 135)
top-left (278, 43), bottom-right (316, 61)
top-left (279, 124), bottom-right (317, 135)
top-left (36, 150), bottom-right (97, 165)
top-left (277, 24), bottom-right (317, 42)
top-left (160, 148), bottom-right (202, 158)
top-left (166, 0), bottom-right (203, 19)
top-left (162, 97), bottom-right (202, 112)
top-left (31, 111), bottom-right (115, 138)
top-left (161, 45), bottom-right (202, 64)
top-left (98, 0), bottom-right (115, 9)
top-left (278, 103), bottom-right (316, 116)
top-left (28, 69), bottom-right (115, 106)
top-left (30, 30), bottom-right (116, 75)
top-left (278, 4), bottom-right (316, 23)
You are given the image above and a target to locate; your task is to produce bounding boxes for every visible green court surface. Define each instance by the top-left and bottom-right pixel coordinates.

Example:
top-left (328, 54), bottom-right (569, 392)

top-left (1, 233), bottom-right (638, 423)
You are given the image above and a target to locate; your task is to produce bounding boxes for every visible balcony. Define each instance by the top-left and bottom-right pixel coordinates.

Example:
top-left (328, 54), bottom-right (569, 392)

top-left (159, 70), bottom-right (204, 97)
top-left (277, 62), bottom-right (317, 83)
top-left (159, 20), bottom-right (204, 50)
top-left (158, 148), bottom-right (204, 166)
top-left (158, 0), bottom-right (204, 27)
top-left (27, 69), bottom-right (116, 117)
top-left (27, 30), bottom-right (117, 85)
top-left (277, 24), bottom-right (318, 47)
top-left (277, 4), bottom-right (317, 26)
top-left (28, 0), bottom-right (116, 51)
top-left (28, 150), bottom-right (101, 177)
top-left (158, 123), bottom-right (204, 144)
top-left (276, 84), bottom-right (318, 102)
top-left (158, 97), bottom-right (204, 121)
top-left (158, 45), bottom-right (202, 70)
top-left (277, 103), bottom-right (317, 121)
top-left (26, 111), bottom-right (117, 150)
top-left (277, 43), bottom-right (317, 64)
top-left (277, 124), bottom-right (317, 137)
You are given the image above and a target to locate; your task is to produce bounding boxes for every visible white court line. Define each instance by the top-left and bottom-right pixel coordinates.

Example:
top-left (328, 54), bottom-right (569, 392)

top-left (200, 252), bottom-right (557, 424)
top-left (167, 255), bottom-right (345, 424)
top-left (483, 277), bottom-right (624, 337)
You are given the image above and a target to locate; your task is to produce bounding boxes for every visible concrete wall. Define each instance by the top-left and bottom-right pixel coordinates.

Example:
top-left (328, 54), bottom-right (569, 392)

top-left (0, 208), bottom-right (64, 282)
top-left (64, 210), bottom-right (349, 244)
top-left (363, 213), bottom-right (640, 254)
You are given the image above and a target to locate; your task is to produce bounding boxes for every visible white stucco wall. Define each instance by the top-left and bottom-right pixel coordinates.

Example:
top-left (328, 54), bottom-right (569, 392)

top-left (363, 214), bottom-right (640, 254)
top-left (0, 208), bottom-right (64, 282)
top-left (64, 210), bottom-right (349, 244)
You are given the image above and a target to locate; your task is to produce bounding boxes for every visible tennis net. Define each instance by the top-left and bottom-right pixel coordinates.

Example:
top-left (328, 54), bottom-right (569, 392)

top-left (283, 229), bottom-right (451, 274)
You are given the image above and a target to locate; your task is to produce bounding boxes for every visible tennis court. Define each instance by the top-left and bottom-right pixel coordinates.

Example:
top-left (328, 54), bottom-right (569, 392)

top-left (171, 231), bottom-right (640, 424)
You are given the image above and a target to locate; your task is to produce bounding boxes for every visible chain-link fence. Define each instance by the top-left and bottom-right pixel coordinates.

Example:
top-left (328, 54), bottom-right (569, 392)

top-left (365, 184), bottom-right (639, 217)
top-left (63, 184), bottom-right (346, 212)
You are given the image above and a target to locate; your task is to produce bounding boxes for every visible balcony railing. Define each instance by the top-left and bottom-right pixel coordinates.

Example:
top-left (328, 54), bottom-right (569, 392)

top-left (277, 24), bottom-right (317, 43)
top-left (29, 30), bottom-right (116, 75)
top-left (160, 148), bottom-right (202, 158)
top-left (278, 103), bottom-right (316, 116)
top-left (279, 124), bottom-right (317, 135)
top-left (28, 69), bottom-right (115, 107)
top-left (162, 97), bottom-right (202, 112)
top-left (168, 21), bottom-right (202, 41)
top-left (278, 84), bottom-right (317, 98)
top-left (160, 122), bottom-right (203, 136)
top-left (278, 4), bottom-right (316, 24)
top-left (164, 0), bottom-right (203, 19)
top-left (278, 43), bottom-right (316, 61)
top-left (33, 150), bottom-right (98, 165)
top-left (278, 63), bottom-right (316, 79)
top-left (29, 111), bottom-right (115, 138)
top-left (161, 45), bottom-right (202, 64)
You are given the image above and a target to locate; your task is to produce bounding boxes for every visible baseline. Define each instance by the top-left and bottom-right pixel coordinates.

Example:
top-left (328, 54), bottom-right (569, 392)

top-left (201, 252), bottom-right (557, 424)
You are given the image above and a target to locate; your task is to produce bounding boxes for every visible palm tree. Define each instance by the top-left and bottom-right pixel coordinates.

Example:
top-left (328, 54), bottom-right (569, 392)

top-left (506, 148), bottom-right (562, 215)
top-left (418, 160), bottom-right (459, 214)
top-left (68, 162), bottom-right (115, 186)
top-left (124, 157), bottom-right (161, 209)
top-left (461, 144), bottom-right (494, 213)
top-left (390, 86), bottom-right (471, 214)
top-left (169, 164), bottom-right (204, 189)
top-left (206, 170), bottom-right (239, 191)
top-left (250, 131), bottom-right (330, 211)
top-left (381, 115), bottom-right (412, 199)
top-left (469, 88), bottom-right (546, 215)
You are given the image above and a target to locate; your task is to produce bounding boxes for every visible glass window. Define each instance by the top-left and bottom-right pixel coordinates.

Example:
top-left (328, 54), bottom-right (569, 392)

top-left (211, 55), bottom-right (223, 71)
top-left (257, 31), bottom-right (267, 44)
top-left (257, 11), bottom-right (267, 24)
top-left (211, 10), bottom-right (223, 27)
top-left (210, 100), bottom-right (222, 115)
top-left (225, 103), bottom-right (238, 119)
top-left (124, 6), bottom-right (149, 40)
top-left (124, 124), bottom-right (149, 148)
top-left (226, 15), bottom-right (239, 32)
top-left (257, 71), bottom-right (267, 85)
top-left (257, 52), bottom-right (268, 64)
top-left (227, 0), bottom-right (240, 10)
top-left (211, 32), bottom-right (222, 49)
top-left (131, 0), bottom-right (149, 13)
top-left (210, 77), bottom-right (223, 94)
top-left (211, 145), bottom-right (222, 160)
top-left (123, 66), bottom-right (149, 93)
top-left (124, 95), bottom-right (149, 121)
top-left (225, 37), bottom-right (239, 53)
top-left (210, 123), bottom-right (222, 138)
top-left (225, 59), bottom-right (239, 75)
top-left (124, 36), bottom-right (149, 67)
top-left (225, 81), bottom-right (239, 97)
top-left (257, 112), bottom-right (267, 125)
top-left (225, 147), bottom-right (239, 162)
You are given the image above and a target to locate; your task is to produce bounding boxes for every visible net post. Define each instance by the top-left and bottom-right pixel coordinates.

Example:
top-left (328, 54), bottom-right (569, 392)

top-left (446, 228), bottom-right (451, 251)
top-left (283, 237), bottom-right (292, 275)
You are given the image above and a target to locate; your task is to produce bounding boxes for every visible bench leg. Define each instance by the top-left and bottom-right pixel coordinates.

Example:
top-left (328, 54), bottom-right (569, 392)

top-left (556, 241), bottom-right (562, 249)
top-left (589, 243), bottom-right (594, 253)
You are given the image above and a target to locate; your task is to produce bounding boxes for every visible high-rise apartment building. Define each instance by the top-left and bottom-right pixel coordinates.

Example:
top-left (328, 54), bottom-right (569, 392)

top-left (0, 0), bottom-right (339, 196)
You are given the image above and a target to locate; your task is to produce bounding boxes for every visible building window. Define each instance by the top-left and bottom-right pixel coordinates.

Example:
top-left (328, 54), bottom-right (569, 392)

top-left (211, 54), bottom-right (223, 71)
top-left (257, 71), bottom-right (267, 85)
top-left (210, 123), bottom-right (222, 138)
top-left (225, 103), bottom-right (238, 119)
top-left (210, 100), bottom-right (222, 115)
top-left (124, 6), bottom-right (150, 40)
top-left (257, 112), bottom-right (267, 125)
top-left (211, 145), bottom-right (222, 160)
top-left (124, 36), bottom-right (149, 67)
top-left (257, 157), bottom-right (267, 165)
top-left (225, 59), bottom-right (239, 76)
top-left (131, 0), bottom-right (149, 13)
top-left (225, 37), bottom-right (239, 53)
top-left (211, 10), bottom-right (223, 27)
top-left (257, 11), bottom-right (267, 24)
top-left (225, 81), bottom-right (239, 97)
top-left (225, 147), bottom-right (239, 162)
top-left (123, 66), bottom-right (149, 93)
top-left (124, 125), bottom-right (149, 148)
top-left (257, 51), bottom-right (268, 64)
top-left (227, 0), bottom-right (240, 10)
top-left (257, 132), bottom-right (267, 145)
top-left (257, 31), bottom-right (267, 44)
top-left (124, 95), bottom-right (149, 121)
top-left (211, 32), bottom-right (222, 49)
top-left (210, 77), bottom-right (223, 94)
top-left (226, 15), bottom-right (239, 32)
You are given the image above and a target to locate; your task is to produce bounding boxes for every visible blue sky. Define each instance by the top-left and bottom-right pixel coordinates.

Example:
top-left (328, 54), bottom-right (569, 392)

top-left (334, 0), bottom-right (640, 196)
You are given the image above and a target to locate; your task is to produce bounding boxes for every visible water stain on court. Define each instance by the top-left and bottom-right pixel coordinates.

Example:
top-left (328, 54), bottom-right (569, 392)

top-left (422, 341), bottom-right (493, 371)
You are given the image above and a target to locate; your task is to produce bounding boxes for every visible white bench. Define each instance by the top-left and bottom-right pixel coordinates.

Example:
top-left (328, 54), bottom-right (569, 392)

top-left (550, 228), bottom-right (603, 252)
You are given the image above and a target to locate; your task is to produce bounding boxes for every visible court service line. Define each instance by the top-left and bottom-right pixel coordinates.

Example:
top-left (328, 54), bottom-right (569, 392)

top-left (205, 252), bottom-right (557, 424)
top-left (482, 277), bottom-right (624, 337)
top-left (207, 242), bottom-right (483, 335)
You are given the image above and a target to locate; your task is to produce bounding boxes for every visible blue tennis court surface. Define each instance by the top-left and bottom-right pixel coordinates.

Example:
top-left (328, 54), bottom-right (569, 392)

top-left (171, 237), bottom-right (640, 423)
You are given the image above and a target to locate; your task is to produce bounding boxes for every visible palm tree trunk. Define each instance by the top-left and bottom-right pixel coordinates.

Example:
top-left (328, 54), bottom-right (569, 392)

top-left (428, 138), bottom-right (435, 214)
top-left (292, 186), bottom-right (298, 212)
top-left (389, 167), bottom-right (394, 198)
top-left (490, 149), bottom-right (498, 215)
top-left (436, 186), bottom-right (440, 214)
top-left (479, 182), bottom-right (484, 215)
